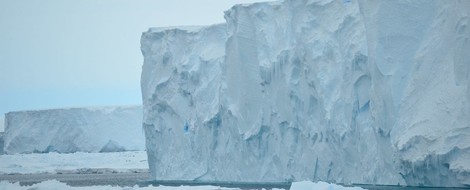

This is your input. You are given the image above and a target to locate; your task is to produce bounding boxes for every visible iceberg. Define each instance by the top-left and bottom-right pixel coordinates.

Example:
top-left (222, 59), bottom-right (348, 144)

top-left (3, 106), bottom-right (144, 154)
top-left (141, 0), bottom-right (470, 186)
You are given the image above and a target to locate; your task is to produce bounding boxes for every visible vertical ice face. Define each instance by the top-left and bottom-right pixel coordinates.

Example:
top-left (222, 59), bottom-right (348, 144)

top-left (141, 0), bottom-right (470, 186)
top-left (3, 106), bottom-right (144, 154)
top-left (359, 0), bottom-right (470, 186)
top-left (141, 24), bottom-right (228, 179)
top-left (390, 2), bottom-right (469, 186)
top-left (217, 0), bottom-right (397, 183)
top-left (0, 132), bottom-right (4, 154)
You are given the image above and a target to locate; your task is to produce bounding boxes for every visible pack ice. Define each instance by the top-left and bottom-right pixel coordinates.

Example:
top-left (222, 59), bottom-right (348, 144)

top-left (3, 106), bottom-right (144, 154)
top-left (141, 0), bottom-right (470, 186)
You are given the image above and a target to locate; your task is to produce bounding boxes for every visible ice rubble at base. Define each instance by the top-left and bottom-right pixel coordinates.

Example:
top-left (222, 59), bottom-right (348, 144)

top-left (0, 180), bottom-right (362, 190)
top-left (290, 181), bottom-right (364, 190)
top-left (0, 180), bottom-right (239, 190)
top-left (141, 0), bottom-right (470, 187)
top-left (3, 106), bottom-right (144, 154)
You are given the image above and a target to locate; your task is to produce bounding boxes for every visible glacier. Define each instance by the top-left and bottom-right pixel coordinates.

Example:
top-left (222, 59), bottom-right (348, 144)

top-left (141, 0), bottom-right (470, 186)
top-left (3, 106), bottom-right (144, 154)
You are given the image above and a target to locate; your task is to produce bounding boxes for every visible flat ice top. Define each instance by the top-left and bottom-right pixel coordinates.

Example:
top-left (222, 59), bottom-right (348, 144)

top-left (0, 151), bottom-right (147, 174)
top-left (147, 25), bottom-right (206, 33)
top-left (232, 0), bottom-right (281, 7)
top-left (6, 105), bottom-right (141, 114)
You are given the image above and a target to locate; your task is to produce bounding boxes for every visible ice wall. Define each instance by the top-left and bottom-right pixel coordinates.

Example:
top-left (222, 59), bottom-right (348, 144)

top-left (141, 0), bottom-right (470, 186)
top-left (0, 132), bottom-right (4, 155)
top-left (359, 0), bottom-right (470, 186)
top-left (0, 117), bottom-right (5, 132)
top-left (3, 106), bottom-right (144, 154)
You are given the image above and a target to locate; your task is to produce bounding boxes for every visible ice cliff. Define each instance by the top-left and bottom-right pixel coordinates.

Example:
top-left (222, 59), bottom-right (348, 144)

top-left (141, 0), bottom-right (470, 186)
top-left (3, 106), bottom-right (144, 154)
top-left (0, 132), bottom-right (4, 155)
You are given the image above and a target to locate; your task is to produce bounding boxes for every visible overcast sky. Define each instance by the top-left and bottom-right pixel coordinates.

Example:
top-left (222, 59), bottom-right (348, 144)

top-left (0, 0), bottom-right (267, 131)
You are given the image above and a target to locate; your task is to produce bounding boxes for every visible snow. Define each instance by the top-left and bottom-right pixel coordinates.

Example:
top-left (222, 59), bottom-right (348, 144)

top-left (0, 180), bottom-right (364, 190)
top-left (3, 106), bottom-right (144, 154)
top-left (140, 0), bottom-right (470, 187)
top-left (0, 180), bottom-right (242, 190)
top-left (148, 26), bottom-right (207, 33)
top-left (0, 151), bottom-right (147, 174)
top-left (290, 181), bottom-right (364, 190)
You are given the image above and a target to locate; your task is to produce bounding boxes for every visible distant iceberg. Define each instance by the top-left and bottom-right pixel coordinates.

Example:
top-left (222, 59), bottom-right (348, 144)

top-left (3, 106), bottom-right (144, 154)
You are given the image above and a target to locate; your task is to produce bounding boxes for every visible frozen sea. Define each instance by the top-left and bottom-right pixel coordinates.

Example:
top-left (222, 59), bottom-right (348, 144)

top-left (0, 151), bottom-right (468, 189)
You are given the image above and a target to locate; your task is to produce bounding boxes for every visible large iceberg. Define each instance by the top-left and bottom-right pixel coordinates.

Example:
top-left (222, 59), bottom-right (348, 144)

top-left (141, 0), bottom-right (470, 186)
top-left (3, 106), bottom-right (144, 154)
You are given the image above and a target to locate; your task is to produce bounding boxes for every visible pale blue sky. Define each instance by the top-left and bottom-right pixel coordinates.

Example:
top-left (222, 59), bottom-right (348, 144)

top-left (0, 0), bottom-right (266, 131)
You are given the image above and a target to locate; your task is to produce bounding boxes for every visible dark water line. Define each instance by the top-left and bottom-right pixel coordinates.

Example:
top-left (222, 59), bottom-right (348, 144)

top-left (350, 183), bottom-right (470, 190)
top-left (143, 180), bottom-right (470, 190)
top-left (2, 173), bottom-right (469, 189)
top-left (141, 180), bottom-right (291, 189)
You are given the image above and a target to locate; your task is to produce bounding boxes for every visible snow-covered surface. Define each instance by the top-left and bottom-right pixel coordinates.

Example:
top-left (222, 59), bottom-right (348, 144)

top-left (0, 180), bottom-right (364, 190)
top-left (290, 181), bottom-right (364, 190)
top-left (0, 180), bottom-right (243, 190)
top-left (3, 106), bottom-right (144, 154)
top-left (141, 0), bottom-right (470, 187)
top-left (0, 151), bottom-right (147, 174)
top-left (148, 25), bottom-right (207, 33)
